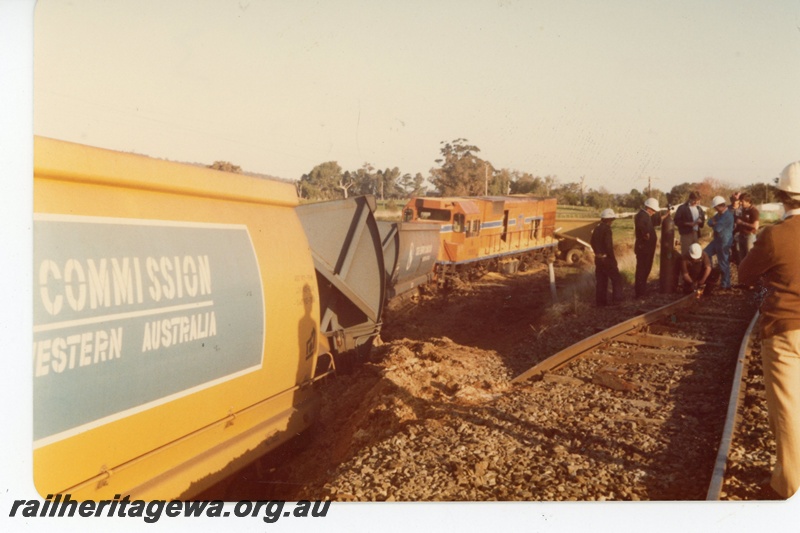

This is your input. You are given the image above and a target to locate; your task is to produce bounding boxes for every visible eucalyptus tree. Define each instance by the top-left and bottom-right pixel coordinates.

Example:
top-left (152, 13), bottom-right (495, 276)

top-left (399, 172), bottom-right (428, 197)
top-left (430, 138), bottom-right (493, 196)
top-left (298, 161), bottom-right (343, 200)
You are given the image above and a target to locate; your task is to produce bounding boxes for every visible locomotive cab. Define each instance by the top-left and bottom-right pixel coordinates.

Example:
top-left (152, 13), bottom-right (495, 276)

top-left (401, 198), bottom-right (483, 263)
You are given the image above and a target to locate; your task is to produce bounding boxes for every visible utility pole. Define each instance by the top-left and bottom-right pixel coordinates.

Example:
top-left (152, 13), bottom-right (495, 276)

top-left (642, 175), bottom-right (657, 198)
top-left (484, 163), bottom-right (488, 196)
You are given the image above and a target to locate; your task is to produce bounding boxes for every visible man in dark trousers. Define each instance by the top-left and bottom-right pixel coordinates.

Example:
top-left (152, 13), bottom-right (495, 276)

top-left (735, 192), bottom-right (759, 262)
top-left (590, 208), bottom-right (623, 306)
top-left (673, 191), bottom-right (705, 255)
top-left (739, 161), bottom-right (800, 500)
top-left (729, 192), bottom-right (743, 265)
top-left (634, 198), bottom-right (659, 298)
top-left (679, 243), bottom-right (719, 295)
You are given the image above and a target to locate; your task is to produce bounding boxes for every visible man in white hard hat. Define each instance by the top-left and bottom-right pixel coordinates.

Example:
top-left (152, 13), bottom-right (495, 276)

top-left (703, 195), bottom-right (734, 290)
top-left (679, 242), bottom-right (718, 295)
top-left (739, 161), bottom-right (800, 499)
top-left (590, 208), bottom-right (623, 306)
top-left (633, 198), bottom-right (660, 298)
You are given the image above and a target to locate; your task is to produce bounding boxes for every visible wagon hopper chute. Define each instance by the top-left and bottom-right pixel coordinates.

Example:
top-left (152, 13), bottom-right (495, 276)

top-left (296, 196), bottom-right (387, 363)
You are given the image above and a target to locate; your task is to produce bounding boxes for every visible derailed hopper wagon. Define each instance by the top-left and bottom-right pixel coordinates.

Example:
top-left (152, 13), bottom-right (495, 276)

top-left (32, 137), bottom-right (387, 500)
top-left (296, 196), bottom-right (387, 365)
top-left (378, 220), bottom-right (440, 300)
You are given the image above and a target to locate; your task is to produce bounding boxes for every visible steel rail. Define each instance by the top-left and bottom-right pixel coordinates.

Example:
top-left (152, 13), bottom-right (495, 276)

top-left (706, 310), bottom-right (760, 500)
top-left (511, 293), bottom-right (697, 384)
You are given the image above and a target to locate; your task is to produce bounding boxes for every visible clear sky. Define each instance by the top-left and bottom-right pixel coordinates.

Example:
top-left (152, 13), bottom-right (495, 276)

top-left (32, 0), bottom-right (800, 194)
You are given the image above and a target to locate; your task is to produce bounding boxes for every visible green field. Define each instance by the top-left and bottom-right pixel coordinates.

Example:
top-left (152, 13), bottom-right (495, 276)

top-left (555, 205), bottom-right (599, 218)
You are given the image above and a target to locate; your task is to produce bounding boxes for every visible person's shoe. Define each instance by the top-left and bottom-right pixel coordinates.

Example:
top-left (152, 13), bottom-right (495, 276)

top-left (757, 482), bottom-right (786, 501)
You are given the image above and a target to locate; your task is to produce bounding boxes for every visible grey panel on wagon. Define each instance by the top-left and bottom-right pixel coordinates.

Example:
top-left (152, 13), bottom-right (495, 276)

top-left (378, 220), bottom-right (440, 300)
top-left (296, 195), bottom-right (385, 356)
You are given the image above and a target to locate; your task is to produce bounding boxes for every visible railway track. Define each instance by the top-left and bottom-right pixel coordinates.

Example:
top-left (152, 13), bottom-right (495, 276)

top-left (512, 293), bottom-right (701, 384)
top-left (706, 311), bottom-right (759, 500)
top-left (712, 312), bottom-right (785, 500)
top-left (203, 281), bottom-right (772, 501)
top-left (513, 289), bottom-right (769, 500)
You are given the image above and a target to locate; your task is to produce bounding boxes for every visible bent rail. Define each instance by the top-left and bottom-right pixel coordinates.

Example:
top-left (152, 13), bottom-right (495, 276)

top-left (511, 293), bottom-right (697, 384)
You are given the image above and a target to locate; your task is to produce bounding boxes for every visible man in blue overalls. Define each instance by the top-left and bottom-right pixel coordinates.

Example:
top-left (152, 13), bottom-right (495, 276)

top-left (703, 195), bottom-right (734, 290)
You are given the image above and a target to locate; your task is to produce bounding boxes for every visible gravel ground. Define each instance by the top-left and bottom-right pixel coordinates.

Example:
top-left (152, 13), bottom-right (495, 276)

top-left (206, 261), bottom-right (774, 502)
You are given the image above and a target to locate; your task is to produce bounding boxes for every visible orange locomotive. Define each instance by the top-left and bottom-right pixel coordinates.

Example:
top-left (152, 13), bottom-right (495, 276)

top-left (401, 195), bottom-right (558, 278)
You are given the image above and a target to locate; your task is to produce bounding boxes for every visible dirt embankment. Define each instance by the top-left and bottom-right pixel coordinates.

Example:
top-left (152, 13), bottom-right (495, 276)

top-left (211, 255), bottom-right (722, 500)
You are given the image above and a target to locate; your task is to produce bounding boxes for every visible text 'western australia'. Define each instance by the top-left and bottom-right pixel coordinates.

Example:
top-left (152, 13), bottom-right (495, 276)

top-left (34, 255), bottom-right (218, 378)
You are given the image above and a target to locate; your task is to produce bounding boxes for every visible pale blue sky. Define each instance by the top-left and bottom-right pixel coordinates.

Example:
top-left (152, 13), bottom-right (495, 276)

top-left (31, 0), bottom-right (800, 193)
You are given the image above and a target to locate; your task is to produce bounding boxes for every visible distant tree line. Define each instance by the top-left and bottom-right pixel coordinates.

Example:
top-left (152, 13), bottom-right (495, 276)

top-left (289, 138), bottom-right (778, 207)
top-left (296, 161), bottom-right (428, 201)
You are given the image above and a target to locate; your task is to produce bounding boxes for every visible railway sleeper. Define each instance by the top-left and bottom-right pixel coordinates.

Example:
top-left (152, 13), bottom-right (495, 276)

top-left (585, 352), bottom-right (696, 367)
top-left (603, 345), bottom-right (700, 358)
top-left (646, 324), bottom-right (683, 336)
top-left (679, 313), bottom-right (752, 324)
top-left (592, 367), bottom-right (639, 392)
top-left (617, 332), bottom-right (705, 349)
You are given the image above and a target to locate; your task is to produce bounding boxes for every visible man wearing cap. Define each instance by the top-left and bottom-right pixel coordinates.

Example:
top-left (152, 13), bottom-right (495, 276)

top-left (590, 208), bottom-right (623, 306)
top-left (634, 198), bottom-right (659, 298)
top-left (673, 191), bottom-right (705, 255)
top-left (703, 195), bottom-right (734, 290)
top-left (739, 161), bottom-right (800, 499)
top-left (679, 243), bottom-right (719, 295)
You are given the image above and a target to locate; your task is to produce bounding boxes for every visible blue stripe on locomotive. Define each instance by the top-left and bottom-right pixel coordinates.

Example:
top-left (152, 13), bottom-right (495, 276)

top-left (436, 241), bottom-right (557, 266)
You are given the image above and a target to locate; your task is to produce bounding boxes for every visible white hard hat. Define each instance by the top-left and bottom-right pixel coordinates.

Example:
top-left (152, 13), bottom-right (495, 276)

top-left (689, 243), bottom-right (702, 260)
top-left (644, 198), bottom-right (659, 211)
top-left (711, 195), bottom-right (726, 208)
top-left (778, 161), bottom-right (800, 194)
top-left (600, 208), bottom-right (617, 219)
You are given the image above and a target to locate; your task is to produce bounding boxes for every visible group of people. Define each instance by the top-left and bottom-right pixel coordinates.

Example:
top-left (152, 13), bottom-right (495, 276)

top-left (589, 195), bottom-right (682, 306)
top-left (590, 189), bottom-right (762, 303)
top-left (589, 161), bottom-right (800, 500)
top-left (675, 190), bottom-right (761, 293)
